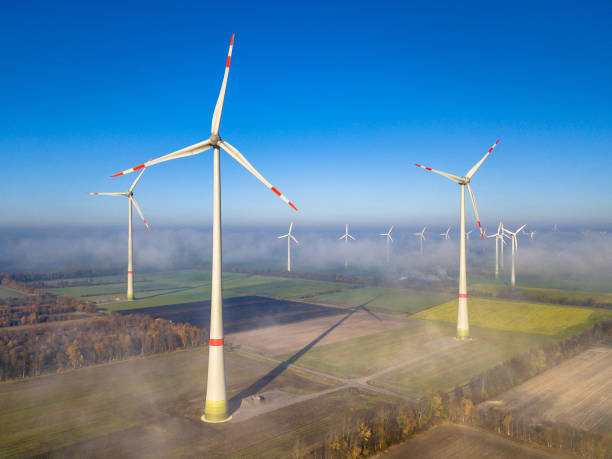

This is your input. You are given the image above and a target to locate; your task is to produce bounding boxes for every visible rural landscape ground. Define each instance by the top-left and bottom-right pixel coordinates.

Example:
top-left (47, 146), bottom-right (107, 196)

top-left (1, 267), bottom-right (612, 457)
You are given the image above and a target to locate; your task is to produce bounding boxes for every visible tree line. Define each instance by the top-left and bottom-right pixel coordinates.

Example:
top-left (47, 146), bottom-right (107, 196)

top-left (0, 313), bottom-right (206, 380)
top-left (301, 319), bottom-right (612, 458)
top-left (0, 294), bottom-right (96, 327)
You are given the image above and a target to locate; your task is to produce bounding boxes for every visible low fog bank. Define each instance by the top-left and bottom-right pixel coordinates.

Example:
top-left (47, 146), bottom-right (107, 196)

top-left (0, 226), bottom-right (611, 288)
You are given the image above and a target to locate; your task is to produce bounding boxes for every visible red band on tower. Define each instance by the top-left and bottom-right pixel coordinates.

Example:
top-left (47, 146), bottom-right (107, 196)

top-left (209, 339), bottom-right (224, 346)
top-left (128, 271), bottom-right (133, 274)
top-left (458, 293), bottom-right (468, 298)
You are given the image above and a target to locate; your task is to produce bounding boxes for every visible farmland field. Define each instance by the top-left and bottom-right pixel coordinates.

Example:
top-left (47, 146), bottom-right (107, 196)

top-left (310, 286), bottom-right (454, 314)
top-left (0, 286), bottom-right (26, 298)
top-left (276, 320), bottom-right (549, 388)
top-left (117, 296), bottom-right (347, 334)
top-left (470, 283), bottom-right (612, 306)
top-left (414, 298), bottom-right (612, 338)
top-left (479, 346), bottom-right (612, 435)
top-left (0, 346), bottom-right (353, 457)
top-left (370, 327), bottom-right (550, 397)
top-left (378, 424), bottom-right (565, 458)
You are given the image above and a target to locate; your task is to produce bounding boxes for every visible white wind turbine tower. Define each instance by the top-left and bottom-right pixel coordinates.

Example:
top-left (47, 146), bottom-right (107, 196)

top-left (414, 226), bottom-right (427, 255)
top-left (338, 223), bottom-right (356, 269)
top-left (486, 219), bottom-right (507, 279)
top-left (440, 226), bottom-right (451, 240)
top-left (504, 223), bottom-right (527, 287)
top-left (277, 221), bottom-right (299, 272)
top-left (416, 139), bottom-right (500, 340)
top-left (86, 168), bottom-right (150, 301)
top-left (110, 35), bottom-right (297, 423)
top-left (378, 225), bottom-right (394, 265)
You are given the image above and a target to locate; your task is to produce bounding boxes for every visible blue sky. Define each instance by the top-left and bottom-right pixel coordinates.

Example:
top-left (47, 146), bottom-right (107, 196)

top-left (1, 1), bottom-right (611, 229)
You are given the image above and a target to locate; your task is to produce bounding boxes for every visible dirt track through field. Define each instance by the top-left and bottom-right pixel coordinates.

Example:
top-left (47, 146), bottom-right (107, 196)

top-left (480, 346), bottom-right (612, 434)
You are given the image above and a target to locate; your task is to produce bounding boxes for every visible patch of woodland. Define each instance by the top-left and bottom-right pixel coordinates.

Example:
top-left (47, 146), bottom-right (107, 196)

top-left (301, 320), bottom-right (612, 458)
top-left (0, 313), bottom-right (206, 380)
top-left (0, 294), bottom-right (97, 327)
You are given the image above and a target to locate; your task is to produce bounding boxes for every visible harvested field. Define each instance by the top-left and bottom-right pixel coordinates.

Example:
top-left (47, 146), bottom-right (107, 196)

top-left (0, 346), bottom-right (341, 457)
top-left (118, 296), bottom-right (347, 335)
top-left (414, 297), bottom-right (612, 337)
top-left (228, 304), bottom-right (415, 355)
top-left (479, 346), bottom-right (612, 434)
top-left (377, 424), bottom-right (565, 458)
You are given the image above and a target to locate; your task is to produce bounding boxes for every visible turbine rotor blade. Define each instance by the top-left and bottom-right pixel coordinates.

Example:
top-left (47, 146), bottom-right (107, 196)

top-left (466, 139), bottom-right (501, 179)
top-left (388, 234), bottom-right (393, 242)
top-left (130, 196), bottom-right (150, 231)
top-left (86, 192), bottom-right (126, 196)
top-left (517, 223), bottom-right (528, 234)
top-left (288, 221), bottom-right (293, 234)
top-left (290, 235), bottom-right (299, 244)
top-left (466, 183), bottom-right (485, 239)
top-left (348, 235), bottom-right (356, 241)
top-left (218, 140), bottom-right (297, 211)
top-left (414, 163), bottom-right (464, 183)
top-left (211, 34), bottom-right (235, 136)
top-left (111, 139), bottom-right (212, 177)
top-left (128, 167), bottom-right (147, 192)
top-left (277, 234), bottom-right (288, 239)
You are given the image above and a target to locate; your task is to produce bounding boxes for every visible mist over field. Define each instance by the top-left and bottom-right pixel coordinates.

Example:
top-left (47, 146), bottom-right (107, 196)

top-left (1, 225), bottom-right (611, 288)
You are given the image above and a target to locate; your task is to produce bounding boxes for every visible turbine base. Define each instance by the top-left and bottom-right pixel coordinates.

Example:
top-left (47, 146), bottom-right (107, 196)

top-left (127, 292), bottom-right (134, 301)
top-left (456, 328), bottom-right (470, 340)
top-left (203, 399), bottom-right (229, 423)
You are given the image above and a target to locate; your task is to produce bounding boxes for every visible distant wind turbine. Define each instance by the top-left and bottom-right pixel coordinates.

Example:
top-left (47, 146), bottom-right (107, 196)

top-left (526, 230), bottom-right (536, 240)
top-left (414, 226), bottom-right (427, 255)
top-left (440, 226), bottom-right (451, 240)
top-left (277, 221), bottom-right (299, 272)
top-left (465, 229), bottom-right (473, 241)
top-left (110, 35), bottom-right (297, 423)
top-left (486, 218), bottom-right (508, 279)
top-left (504, 223), bottom-right (527, 287)
top-left (87, 168), bottom-right (150, 301)
top-left (416, 139), bottom-right (500, 340)
top-left (338, 223), bottom-right (356, 269)
top-left (378, 225), bottom-right (394, 265)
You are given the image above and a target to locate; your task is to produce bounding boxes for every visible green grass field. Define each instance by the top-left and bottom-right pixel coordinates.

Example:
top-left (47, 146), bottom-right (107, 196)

top-left (414, 298), bottom-right (612, 338)
top-left (370, 327), bottom-right (550, 397)
top-left (310, 286), bottom-right (454, 314)
top-left (275, 320), bottom-right (549, 394)
top-left (0, 347), bottom-right (338, 457)
top-left (0, 286), bottom-right (27, 299)
top-left (470, 283), bottom-right (612, 306)
top-left (45, 269), bottom-right (354, 311)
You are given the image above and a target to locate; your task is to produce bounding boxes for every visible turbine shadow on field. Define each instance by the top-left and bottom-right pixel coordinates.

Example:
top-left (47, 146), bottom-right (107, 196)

top-left (228, 295), bottom-right (382, 414)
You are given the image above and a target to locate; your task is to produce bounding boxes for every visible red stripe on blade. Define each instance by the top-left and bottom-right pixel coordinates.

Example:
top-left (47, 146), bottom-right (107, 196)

top-left (133, 164), bottom-right (145, 171)
top-left (415, 163), bottom-right (421, 167)
top-left (271, 187), bottom-right (281, 196)
top-left (209, 339), bottom-right (224, 346)
top-left (458, 293), bottom-right (468, 298)
top-left (226, 56), bottom-right (231, 67)
top-left (289, 202), bottom-right (298, 211)
top-left (110, 172), bottom-right (123, 178)
top-left (230, 34), bottom-right (235, 46)
top-left (425, 167), bottom-right (432, 171)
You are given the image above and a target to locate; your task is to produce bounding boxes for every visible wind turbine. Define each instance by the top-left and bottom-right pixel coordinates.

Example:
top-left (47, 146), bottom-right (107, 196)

top-left (338, 223), bottom-right (356, 269)
top-left (86, 168), bottom-right (150, 301)
top-left (110, 35), bottom-right (297, 423)
top-left (465, 229), bottom-right (473, 241)
top-left (486, 219), bottom-right (508, 279)
top-left (378, 225), bottom-right (394, 265)
top-left (504, 223), bottom-right (527, 287)
top-left (277, 221), bottom-right (299, 272)
top-left (414, 226), bottom-right (427, 255)
top-left (416, 139), bottom-right (500, 340)
top-left (526, 230), bottom-right (536, 240)
top-left (440, 226), bottom-right (451, 240)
